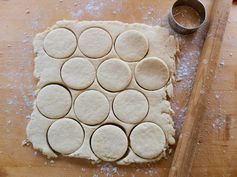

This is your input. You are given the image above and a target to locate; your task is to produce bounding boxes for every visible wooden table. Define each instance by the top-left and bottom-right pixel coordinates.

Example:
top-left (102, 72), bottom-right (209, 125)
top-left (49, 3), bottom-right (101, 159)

top-left (0, 0), bottom-right (236, 176)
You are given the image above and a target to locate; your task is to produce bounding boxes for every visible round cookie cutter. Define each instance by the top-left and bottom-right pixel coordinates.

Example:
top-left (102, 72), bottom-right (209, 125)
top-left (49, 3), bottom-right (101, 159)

top-left (168, 0), bottom-right (206, 34)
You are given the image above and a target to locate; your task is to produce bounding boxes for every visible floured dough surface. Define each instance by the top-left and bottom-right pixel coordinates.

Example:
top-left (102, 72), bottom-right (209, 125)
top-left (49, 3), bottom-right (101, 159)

top-left (36, 84), bottom-right (72, 119)
top-left (135, 57), bottom-right (170, 90)
top-left (130, 122), bottom-right (166, 159)
top-left (115, 30), bottom-right (149, 62)
top-left (61, 57), bottom-right (95, 89)
top-left (97, 58), bottom-right (132, 92)
top-left (27, 20), bottom-right (177, 164)
top-left (113, 90), bottom-right (148, 124)
top-left (74, 90), bottom-right (110, 125)
top-left (43, 28), bottom-right (77, 59)
top-left (47, 118), bottom-right (84, 154)
top-left (91, 125), bottom-right (128, 161)
top-left (79, 27), bottom-right (112, 58)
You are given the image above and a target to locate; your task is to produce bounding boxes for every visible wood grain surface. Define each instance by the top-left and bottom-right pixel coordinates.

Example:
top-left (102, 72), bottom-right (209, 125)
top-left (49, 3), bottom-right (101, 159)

top-left (0, 0), bottom-right (236, 177)
top-left (169, 0), bottom-right (233, 176)
top-left (191, 3), bottom-right (237, 177)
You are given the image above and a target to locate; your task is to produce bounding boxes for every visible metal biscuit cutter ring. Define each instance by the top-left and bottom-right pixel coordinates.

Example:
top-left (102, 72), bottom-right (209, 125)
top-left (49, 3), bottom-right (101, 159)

top-left (168, 0), bottom-right (206, 34)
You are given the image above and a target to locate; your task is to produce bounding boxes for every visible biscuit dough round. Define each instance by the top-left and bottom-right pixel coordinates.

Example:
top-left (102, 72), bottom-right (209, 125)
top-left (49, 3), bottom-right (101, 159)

top-left (113, 90), bottom-right (148, 124)
top-left (135, 57), bottom-right (170, 90)
top-left (97, 58), bottom-right (132, 92)
top-left (43, 28), bottom-right (77, 59)
top-left (74, 90), bottom-right (110, 125)
top-left (79, 28), bottom-right (112, 58)
top-left (61, 57), bottom-right (95, 89)
top-left (47, 118), bottom-right (84, 154)
top-left (36, 84), bottom-right (72, 119)
top-left (115, 30), bottom-right (149, 62)
top-left (130, 122), bottom-right (166, 159)
top-left (91, 125), bottom-right (128, 161)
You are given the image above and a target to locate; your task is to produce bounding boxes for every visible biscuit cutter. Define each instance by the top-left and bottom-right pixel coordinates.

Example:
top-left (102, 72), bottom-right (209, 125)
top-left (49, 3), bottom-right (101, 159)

top-left (168, 0), bottom-right (206, 34)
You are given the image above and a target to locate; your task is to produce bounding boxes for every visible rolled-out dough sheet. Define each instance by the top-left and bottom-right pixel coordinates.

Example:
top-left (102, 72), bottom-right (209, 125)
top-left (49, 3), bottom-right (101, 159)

top-left (26, 20), bottom-right (178, 164)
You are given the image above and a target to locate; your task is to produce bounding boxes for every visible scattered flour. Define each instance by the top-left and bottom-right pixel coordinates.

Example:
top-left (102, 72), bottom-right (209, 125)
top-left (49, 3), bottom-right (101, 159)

top-left (140, 7), bottom-right (162, 25)
top-left (99, 163), bottom-right (120, 177)
top-left (85, 0), bottom-right (105, 16)
top-left (21, 139), bottom-right (30, 146)
top-left (212, 118), bottom-right (226, 129)
top-left (50, 160), bottom-right (55, 164)
top-left (31, 9), bottom-right (42, 30)
top-left (34, 151), bottom-right (38, 156)
top-left (70, 9), bottom-right (84, 18)
top-left (68, 0), bottom-right (124, 19)
top-left (219, 58), bottom-right (225, 66)
top-left (26, 115), bottom-right (31, 120)
top-left (6, 95), bottom-right (18, 106)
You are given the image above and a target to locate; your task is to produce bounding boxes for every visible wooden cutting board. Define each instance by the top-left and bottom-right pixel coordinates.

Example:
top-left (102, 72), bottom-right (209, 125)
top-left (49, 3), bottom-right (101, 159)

top-left (190, 3), bottom-right (237, 176)
top-left (1, 0), bottom-right (235, 177)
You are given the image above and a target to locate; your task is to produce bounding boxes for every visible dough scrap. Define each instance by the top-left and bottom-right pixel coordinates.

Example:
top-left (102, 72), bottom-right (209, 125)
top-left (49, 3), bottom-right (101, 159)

top-left (74, 90), bottom-right (110, 125)
top-left (113, 90), bottom-right (148, 124)
top-left (115, 30), bottom-right (149, 62)
top-left (91, 125), bottom-right (128, 161)
top-left (61, 57), bottom-right (95, 90)
top-left (130, 122), bottom-right (166, 159)
top-left (47, 118), bottom-right (84, 154)
top-left (79, 27), bottom-right (112, 58)
top-left (43, 28), bottom-right (77, 59)
top-left (135, 57), bottom-right (170, 90)
top-left (36, 84), bottom-right (71, 119)
top-left (97, 58), bottom-right (132, 92)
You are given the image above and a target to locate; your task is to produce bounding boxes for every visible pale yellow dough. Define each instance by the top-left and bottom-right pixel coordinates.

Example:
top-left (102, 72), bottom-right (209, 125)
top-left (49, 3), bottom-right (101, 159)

top-left (135, 57), bottom-right (170, 90)
top-left (61, 57), bottom-right (95, 89)
top-left (47, 118), bottom-right (84, 154)
top-left (78, 27), bottom-right (112, 58)
top-left (91, 125), bottom-right (128, 161)
top-left (43, 28), bottom-right (77, 59)
top-left (130, 122), bottom-right (166, 159)
top-left (115, 30), bottom-right (149, 62)
top-left (27, 20), bottom-right (177, 165)
top-left (113, 90), bottom-right (148, 124)
top-left (97, 58), bottom-right (132, 92)
top-left (74, 90), bottom-right (110, 125)
top-left (36, 84), bottom-right (71, 119)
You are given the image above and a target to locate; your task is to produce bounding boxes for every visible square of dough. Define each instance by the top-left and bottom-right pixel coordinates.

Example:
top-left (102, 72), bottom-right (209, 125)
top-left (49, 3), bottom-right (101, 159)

top-left (26, 20), bottom-right (177, 164)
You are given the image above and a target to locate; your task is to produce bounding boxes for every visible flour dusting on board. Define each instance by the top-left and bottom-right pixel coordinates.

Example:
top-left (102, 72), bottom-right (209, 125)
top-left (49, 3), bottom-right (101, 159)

top-left (140, 6), bottom-right (166, 26)
top-left (205, 88), bottom-right (229, 131)
top-left (85, 0), bottom-right (105, 15)
top-left (2, 28), bottom-right (34, 143)
top-left (89, 163), bottom-right (160, 177)
top-left (7, 1), bottom-right (224, 176)
top-left (31, 9), bottom-right (42, 30)
top-left (67, 0), bottom-right (124, 19)
top-left (70, 9), bottom-right (84, 18)
top-left (99, 163), bottom-right (122, 176)
top-left (68, 0), bottom-right (107, 17)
